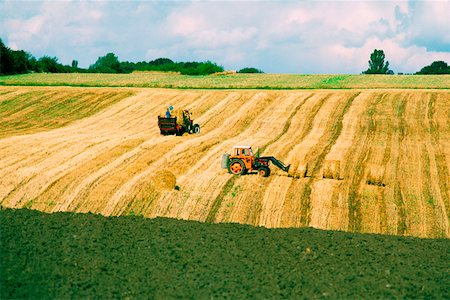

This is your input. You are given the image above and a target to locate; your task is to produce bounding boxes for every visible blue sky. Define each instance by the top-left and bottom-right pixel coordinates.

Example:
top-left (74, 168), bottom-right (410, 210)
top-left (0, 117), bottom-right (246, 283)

top-left (1, 0), bottom-right (449, 74)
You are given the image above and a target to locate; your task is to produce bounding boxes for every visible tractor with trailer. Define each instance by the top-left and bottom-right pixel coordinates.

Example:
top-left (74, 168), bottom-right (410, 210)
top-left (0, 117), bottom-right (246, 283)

top-left (158, 109), bottom-right (200, 136)
top-left (221, 145), bottom-right (290, 177)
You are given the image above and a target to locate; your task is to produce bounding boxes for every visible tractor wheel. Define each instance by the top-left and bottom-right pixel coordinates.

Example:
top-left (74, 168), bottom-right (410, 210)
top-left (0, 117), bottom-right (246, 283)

top-left (258, 166), bottom-right (271, 177)
top-left (228, 159), bottom-right (246, 175)
top-left (193, 124), bottom-right (200, 134)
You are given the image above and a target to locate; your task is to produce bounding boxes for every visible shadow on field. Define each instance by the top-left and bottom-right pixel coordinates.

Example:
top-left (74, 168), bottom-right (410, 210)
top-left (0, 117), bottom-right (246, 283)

top-left (1, 209), bottom-right (448, 299)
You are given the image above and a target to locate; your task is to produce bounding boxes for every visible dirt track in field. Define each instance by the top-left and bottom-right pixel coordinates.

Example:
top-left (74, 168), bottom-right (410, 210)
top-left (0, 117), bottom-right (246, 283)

top-left (0, 86), bottom-right (449, 238)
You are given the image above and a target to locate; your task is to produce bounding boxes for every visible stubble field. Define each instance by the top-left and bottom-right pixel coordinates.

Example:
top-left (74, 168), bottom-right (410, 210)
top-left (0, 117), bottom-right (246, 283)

top-left (1, 85), bottom-right (448, 238)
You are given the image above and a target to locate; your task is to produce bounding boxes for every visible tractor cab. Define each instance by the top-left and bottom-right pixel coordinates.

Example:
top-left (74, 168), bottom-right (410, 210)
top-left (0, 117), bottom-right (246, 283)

top-left (229, 146), bottom-right (255, 173)
top-left (231, 145), bottom-right (254, 158)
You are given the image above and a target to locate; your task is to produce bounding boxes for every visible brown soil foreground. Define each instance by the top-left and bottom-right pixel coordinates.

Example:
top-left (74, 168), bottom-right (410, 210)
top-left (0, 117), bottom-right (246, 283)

top-left (0, 86), bottom-right (449, 238)
top-left (1, 209), bottom-right (449, 299)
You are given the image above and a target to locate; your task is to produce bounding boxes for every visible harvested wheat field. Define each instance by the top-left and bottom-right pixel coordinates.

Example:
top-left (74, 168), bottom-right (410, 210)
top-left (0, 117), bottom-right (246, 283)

top-left (0, 86), bottom-right (449, 238)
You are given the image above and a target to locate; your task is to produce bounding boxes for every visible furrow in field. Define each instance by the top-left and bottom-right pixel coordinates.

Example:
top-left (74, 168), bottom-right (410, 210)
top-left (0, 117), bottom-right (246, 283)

top-left (308, 91), bottom-right (370, 231)
top-left (218, 92), bottom-right (307, 225)
top-left (109, 91), bottom-right (277, 217)
top-left (97, 90), bottom-right (254, 215)
top-left (32, 138), bottom-right (146, 212)
top-left (0, 90), bottom-right (170, 209)
top-left (256, 93), bottom-right (315, 227)
top-left (0, 90), bottom-right (137, 173)
top-left (311, 92), bottom-right (384, 233)
top-left (200, 92), bottom-right (323, 224)
top-left (430, 92), bottom-right (450, 235)
top-left (394, 92), bottom-right (433, 237)
top-left (276, 93), bottom-right (337, 227)
top-left (1, 86), bottom-right (449, 238)
top-left (0, 88), bottom-right (133, 138)
top-left (385, 94), bottom-right (408, 235)
top-left (344, 93), bottom-right (386, 232)
top-left (58, 90), bottom-right (205, 213)
top-left (356, 93), bottom-right (400, 235)
top-left (422, 93), bottom-right (449, 237)
top-left (298, 92), bottom-right (360, 226)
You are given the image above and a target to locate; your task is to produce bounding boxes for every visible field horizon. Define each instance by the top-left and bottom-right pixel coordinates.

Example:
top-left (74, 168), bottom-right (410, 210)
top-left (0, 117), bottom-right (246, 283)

top-left (1, 72), bottom-right (449, 90)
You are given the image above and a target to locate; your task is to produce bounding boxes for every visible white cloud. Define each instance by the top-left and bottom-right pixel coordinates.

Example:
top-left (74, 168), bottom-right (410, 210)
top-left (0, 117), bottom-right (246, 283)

top-left (0, 0), bottom-right (448, 73)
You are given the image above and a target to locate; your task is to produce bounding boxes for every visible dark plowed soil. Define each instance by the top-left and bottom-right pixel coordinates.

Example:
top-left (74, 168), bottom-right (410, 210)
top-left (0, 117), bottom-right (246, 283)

top-left (1, 209), bottom-right (449, 299)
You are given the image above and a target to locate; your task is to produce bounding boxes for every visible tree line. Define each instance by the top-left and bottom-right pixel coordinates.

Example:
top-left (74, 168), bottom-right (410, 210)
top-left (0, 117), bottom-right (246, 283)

top-left (0, 39), bottom-right (230, 76)
top-left (363, 49), bottom-right (450, 75)
top-left (1, 38), bottom-right (448, 76)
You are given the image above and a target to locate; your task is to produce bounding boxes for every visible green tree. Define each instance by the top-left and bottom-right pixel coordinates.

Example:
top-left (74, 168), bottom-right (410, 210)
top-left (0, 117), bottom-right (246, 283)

top-left (364, 49), bottom-right (391, 74)
top-left (38, 56), bottom-right (62, 73)
top-left (0, 39), bottom-right (14, 74)
top-left (416, 61), bottom-right (450, 74)
top-left (89, 52), bottom-right (122, 73)
top-left (238, 67), bottom-right (264, 73)
top-left (179, 61), bottom-right (223, 75)
top-left (149, 58), bottom-right (174, 66)
top-left (11, 50), bottom-right (32, 74)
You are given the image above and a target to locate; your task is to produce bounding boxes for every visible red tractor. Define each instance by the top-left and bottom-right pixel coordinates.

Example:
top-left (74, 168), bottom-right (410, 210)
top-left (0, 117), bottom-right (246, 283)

top-left (221, 146), bottom-right (290, 177)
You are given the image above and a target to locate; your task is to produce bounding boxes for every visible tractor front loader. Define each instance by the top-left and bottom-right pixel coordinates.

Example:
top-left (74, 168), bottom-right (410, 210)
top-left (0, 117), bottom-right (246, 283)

top-left (221, 145), bottom-right (290, 177)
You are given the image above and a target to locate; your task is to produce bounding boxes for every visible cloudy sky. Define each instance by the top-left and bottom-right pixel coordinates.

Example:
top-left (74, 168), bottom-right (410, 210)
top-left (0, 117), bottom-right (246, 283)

top-left (1, 0), bottom-right (449, 74)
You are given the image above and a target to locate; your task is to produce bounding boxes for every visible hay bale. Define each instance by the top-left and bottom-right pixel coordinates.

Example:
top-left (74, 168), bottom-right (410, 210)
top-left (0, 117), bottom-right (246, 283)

top-left (322, 160), bottom-right (340, 179)
top-left (366, 165), bottom-right (385, 186)
top-left (150, 169), bottom-right (177, 191)
top-left (172, 109), bottom-right (184, 125)
top-left (288, 163), bottom-right (308, 178)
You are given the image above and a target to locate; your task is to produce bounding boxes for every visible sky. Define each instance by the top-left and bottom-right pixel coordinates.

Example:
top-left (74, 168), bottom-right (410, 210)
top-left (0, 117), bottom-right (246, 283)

top-left (1, 0), bottom-right (449, 74)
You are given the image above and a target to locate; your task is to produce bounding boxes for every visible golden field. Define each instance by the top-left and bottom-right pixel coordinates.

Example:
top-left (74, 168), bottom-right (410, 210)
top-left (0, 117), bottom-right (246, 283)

top-left (0, 85), bottom-right (449, 238)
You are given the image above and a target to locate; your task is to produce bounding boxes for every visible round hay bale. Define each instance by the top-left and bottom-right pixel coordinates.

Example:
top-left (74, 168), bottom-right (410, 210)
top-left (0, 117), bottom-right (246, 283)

top-left (322, 160), bottom-right (340, 179)
top-left (366, 165), bottom-right (385, 186)
top-left (150, 169), bottom-right (177, 191)
top-left (288, 163), bottom-right (308, 178)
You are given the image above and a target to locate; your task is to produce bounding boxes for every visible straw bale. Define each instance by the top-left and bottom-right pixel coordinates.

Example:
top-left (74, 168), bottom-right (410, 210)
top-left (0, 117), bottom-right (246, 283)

top-left (322, 160), bottom-right (340, 179)
top-left (150, 169), bottom-right (177, 191)
top-left (288, 163), bottom-right (308, 178)
top-left (366, 165), bottom-right (385, 186)
top-left (172, 109), bottom-right (184, 125)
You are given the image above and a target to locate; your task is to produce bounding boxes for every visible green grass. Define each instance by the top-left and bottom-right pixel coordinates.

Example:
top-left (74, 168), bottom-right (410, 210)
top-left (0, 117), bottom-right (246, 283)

top-left (1, 72), bottom-right (449, 89)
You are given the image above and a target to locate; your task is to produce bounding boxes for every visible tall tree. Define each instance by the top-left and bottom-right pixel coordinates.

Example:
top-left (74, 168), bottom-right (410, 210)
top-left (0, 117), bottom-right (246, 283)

top-left (364, 49), bottom-right (391, 74)
top-left (0, 39), bottom-right (14, 74)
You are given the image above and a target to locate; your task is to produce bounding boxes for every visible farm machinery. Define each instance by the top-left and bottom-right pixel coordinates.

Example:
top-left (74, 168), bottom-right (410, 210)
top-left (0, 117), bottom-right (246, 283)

top-left (221, 145), bottom-right (290, 177)
top-left (158, 109), bottom-right (200, 136)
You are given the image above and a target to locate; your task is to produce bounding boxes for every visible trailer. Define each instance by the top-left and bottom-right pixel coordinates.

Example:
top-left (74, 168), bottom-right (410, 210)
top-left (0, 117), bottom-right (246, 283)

top-left (158, 110), bottom-right (200, 136)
